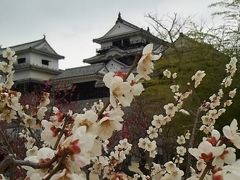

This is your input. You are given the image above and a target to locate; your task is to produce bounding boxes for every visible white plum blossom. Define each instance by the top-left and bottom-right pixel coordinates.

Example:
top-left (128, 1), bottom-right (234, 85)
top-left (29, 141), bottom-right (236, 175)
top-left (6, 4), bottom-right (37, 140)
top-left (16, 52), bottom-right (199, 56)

top-left (90, 156), bottom-right (109, 175)
top-left (37, 107), bottom-right (47, 120)
top-left (170, 85), bottom-right (179, 93)
top-left (191, 70), bottom-right (206, 88)
top-left (174, 156), bottom-right (184, 164)
top-left (147, 126), bottom-right (158, 139)
top-left (138, 137), bottom-right (150, 149)
top-left (209, 94), bottom-right (221, 109)
top-left (110, 139), bottom-right (132, 163)
top-left (97, 108), bottom-right (123, 140)
top-left (211, 129), bottom-right (221, 142)
top-left (177, 135), bottom-right (186, 145)
top-left (218, 108), bottom-right (226, 116)
top-left (163, 161), bottom-right (184, 180)
top-left (223, 159), bottom-right (240, 180)
top-left (222, 76), bottom-right (233, 87)
top-left (149, 149), bottom-right (158, 158)
top-left (22, 113), bottom-right (39, 128)
top-left (212, 147), bottom-right (236, 168)
top-left (26, 146), bottom-right (38, 157)
top-left (201, 115), bottom-right (212, 126)
top-left (72, 110), bottom-right (98, 134)
top-left (176, 146), bottom-right (186, 156)
top-left (24, 147), bottom-right (55, 166)
top-left (164, 103), bottom-right (178, 117)
top-left (127, 73), bottom-right (145, 96)
top-left (163, 69), bottom-right (171, 78)
top-left (118, 138), bottom-right (132, 151)
top-left (0, 108), bottom-right (17, 123)
top-left (24, 136), bottom-right (36, 149)
top-left (179, 109), bottom-right (190, 115)
top-left (172, 72), bottom-right (177, 79)
top-left (92, 100), bottom-right (104, 112)
top-left (68, 126), bottom-right (96, 167)
top-left (196, 159), bottom-right (206, 171)
top-left (208, 109), bottom-right (219, 120)
top-left (38, 92), bottom-right (50, 108)
top-left (103, 72), bottom-right (133, 107)
top-left (152, 114), bottom-right (168, 128)
top-left (229, 88), bottom-right (237, 98)
top-left (145, 140), bottom-right (157, 152)
top-left (41, 120), bottom-right (59, 147)
top-left (200, 124), bottom-right (214, 134)
top-left (223, 119), bottom-right (240, 149)
top-left (218, 89), bottom-right (224, 97)
top-left (140, 175), bottom-right (150, 180)
top-left (226, 57), bottom-right (237, 76)
top-left (4, 71), bottom-right (14, 89)
top-left (224, 99), bottom-right (233, 107)
top-left (102, 140), bottom-right (109, 153)
top-left (151, 163), bottom-right (165, 179)
top-left (136, 43), bottom-right (161, 80)
top-left (2, 48), bottom-right (16, 60)
top-left (0, 61), bottom-right (13, 74)
top-left (189, 141), bottom-right (226, 163)
top-left (23, 147), bottom-right (56, 179)
top-left (0, 174), bottom-right (6, 180)
top-left (185, 130), bottom-right (191, 140)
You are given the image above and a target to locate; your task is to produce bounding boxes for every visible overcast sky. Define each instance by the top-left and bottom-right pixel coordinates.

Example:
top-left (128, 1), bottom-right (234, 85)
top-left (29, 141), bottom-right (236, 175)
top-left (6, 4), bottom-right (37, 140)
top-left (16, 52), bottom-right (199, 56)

top-left (0, 0), bottom-right (219, 69)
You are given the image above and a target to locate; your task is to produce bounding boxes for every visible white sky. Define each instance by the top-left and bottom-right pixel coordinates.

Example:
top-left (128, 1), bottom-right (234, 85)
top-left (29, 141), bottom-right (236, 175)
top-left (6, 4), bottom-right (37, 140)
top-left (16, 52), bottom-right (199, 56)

top-left (0, 0), bottom-right (219, 69)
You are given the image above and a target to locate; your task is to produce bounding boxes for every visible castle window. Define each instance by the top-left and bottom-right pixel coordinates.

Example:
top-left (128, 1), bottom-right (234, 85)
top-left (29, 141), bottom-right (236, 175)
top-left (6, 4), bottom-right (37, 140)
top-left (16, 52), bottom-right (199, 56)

top-left (42, 59), bottom-right (49, 66)
top-left (123, 38), bottom-right (130, 47)
top-left (18, 58), bottom-right (26, 64)
top-left (113, 40), bottom-right (122, 48)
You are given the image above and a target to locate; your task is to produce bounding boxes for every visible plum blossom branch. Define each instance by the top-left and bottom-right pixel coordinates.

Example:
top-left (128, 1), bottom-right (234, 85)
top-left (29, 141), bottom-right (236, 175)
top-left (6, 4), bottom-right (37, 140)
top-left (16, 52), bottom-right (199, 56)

top-left (0, 153), bottom-right (58, 174)
top-left (0, 128), bottom-right (15, 155)
top-left (185, 108), bottom-right (201, 177)
top-left (199, 165), bottom-right (210, 180)
top-left (53, 115), bottom-right (67, 150)
top-left (27, 127), bottom-right (41, 148)
top-left (43, 152), bottom-right (68, 180)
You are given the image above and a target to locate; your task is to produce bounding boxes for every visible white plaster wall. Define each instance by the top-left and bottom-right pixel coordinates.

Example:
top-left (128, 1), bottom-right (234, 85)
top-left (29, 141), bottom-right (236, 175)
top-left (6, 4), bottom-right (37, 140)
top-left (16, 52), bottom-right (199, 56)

top-left (98, 67), bottom-right (108, 75)
top-left (13, 71), bottom-right (30, 81)
top-left (29, 71), bottom-right (56, 80)
top-left (15, 53), bottom-right (31, 64)
top-left (106, 60), bottom-right (125, 72)
top-left (14, 70), bottom-right (55, 81)
top-left (29, 53), bottom-right (59, 70)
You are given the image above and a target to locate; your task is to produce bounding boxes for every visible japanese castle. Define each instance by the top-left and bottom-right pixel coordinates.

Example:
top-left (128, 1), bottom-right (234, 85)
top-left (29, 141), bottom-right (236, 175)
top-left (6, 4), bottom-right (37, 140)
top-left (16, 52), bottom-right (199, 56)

top-left (0, 13), bottom-right (167, 101)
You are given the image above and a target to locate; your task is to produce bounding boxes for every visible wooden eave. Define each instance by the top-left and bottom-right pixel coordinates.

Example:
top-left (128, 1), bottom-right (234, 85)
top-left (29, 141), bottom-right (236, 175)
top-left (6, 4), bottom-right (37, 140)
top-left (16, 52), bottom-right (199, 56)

top-left (14, 64), bottom-right (62, 75)
top-left (14, 78), bottom-right (45, 85)
top-left (16, 48), bottom-right (64, 59)
top-left (52, 74), bottom-right (104, 86)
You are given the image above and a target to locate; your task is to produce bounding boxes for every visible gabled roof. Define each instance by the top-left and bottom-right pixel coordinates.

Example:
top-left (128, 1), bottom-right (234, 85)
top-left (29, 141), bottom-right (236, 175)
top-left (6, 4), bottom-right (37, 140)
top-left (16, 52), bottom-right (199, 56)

top-left (83, 46), bottom-right (142, 64)
top-left (93, 13), bottom-right (161, 44)
top-left (14, 63), bottom-right (62, 75)
top-left (0, 37), bottom-right (64, 59)
top-left (83, 44), bottom-right (165, 64)
top-left (54, 63), bottom-right (105, 80)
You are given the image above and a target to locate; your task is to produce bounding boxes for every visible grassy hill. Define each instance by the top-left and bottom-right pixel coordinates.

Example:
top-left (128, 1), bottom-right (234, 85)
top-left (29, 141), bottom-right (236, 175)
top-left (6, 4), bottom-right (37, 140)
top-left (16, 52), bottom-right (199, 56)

top-left (140, 33), bottom-right (240, 142)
